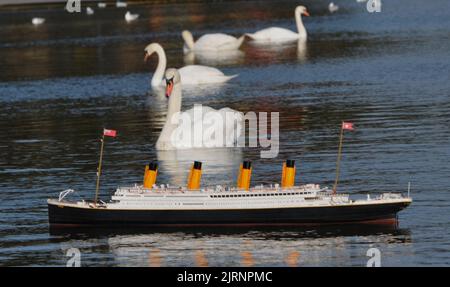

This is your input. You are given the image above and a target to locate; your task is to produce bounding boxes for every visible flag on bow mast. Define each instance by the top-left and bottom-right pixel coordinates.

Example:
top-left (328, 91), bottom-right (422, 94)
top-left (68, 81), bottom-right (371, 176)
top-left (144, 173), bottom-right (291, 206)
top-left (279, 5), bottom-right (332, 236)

top-left (103, 128), bottom-right (117, 137)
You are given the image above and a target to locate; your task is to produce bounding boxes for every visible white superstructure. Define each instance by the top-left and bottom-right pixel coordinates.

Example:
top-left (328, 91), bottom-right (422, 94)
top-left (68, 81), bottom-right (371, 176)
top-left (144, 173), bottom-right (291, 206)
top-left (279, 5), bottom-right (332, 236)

top-left (53, 183), bottom-right (410, 211)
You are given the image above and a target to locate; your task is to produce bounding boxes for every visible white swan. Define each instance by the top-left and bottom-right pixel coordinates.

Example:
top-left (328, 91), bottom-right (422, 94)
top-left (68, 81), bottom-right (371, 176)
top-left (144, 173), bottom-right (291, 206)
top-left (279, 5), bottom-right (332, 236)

top-left (125, 11), bottom-right (139, 22)
top-left (328, 2), bottom-right (339, 13)
top-left (181, 30), bottom-right (245, 53)
top-left (144, 43), bottom-right (238, 87)
top-left (246, 5), bottom-right (309, 43)
top-left (116, 1), bottom-right (127, 8)
top-left (32, 18), bottom-right (45, 26)
top-left (86, 7), bottom-right (94, 15)
top-left (156, 68), bottom-right (243, 150)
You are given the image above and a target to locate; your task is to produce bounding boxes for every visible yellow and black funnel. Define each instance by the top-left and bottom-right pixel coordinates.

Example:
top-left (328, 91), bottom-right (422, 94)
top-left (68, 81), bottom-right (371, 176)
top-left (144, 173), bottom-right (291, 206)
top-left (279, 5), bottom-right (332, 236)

top-left (281, 159), bottom-right (296, 188)
top-left (237, 161), bottom-right (252, 191)
top-left (144, 161), bottom-right (158, 188)
top-left (187, 161), bottom-right (202, 190)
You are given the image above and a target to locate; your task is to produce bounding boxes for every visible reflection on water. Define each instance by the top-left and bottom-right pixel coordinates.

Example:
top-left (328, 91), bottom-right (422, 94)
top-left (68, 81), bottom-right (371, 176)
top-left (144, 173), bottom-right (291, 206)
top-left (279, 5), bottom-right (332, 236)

top-left (49, 225), bottom-right (412, 267)
top-left (194, 250), bottom-right (209, 267)
top-left (184, 50), bottom-right (245, 66)
top-left (245, 38), bottom-right (309, 63)
top-left (148, 248), bottom-right (162, 267)
top-left (285, 250), bottom-right (301, 267)
top-left (297, 39), bottom-right (308, 61)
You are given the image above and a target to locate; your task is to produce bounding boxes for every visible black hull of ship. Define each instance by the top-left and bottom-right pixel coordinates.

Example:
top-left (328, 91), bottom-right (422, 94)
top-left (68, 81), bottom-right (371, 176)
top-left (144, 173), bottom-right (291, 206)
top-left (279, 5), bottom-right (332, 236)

top-left (48, 201), bottom-right (410, 227)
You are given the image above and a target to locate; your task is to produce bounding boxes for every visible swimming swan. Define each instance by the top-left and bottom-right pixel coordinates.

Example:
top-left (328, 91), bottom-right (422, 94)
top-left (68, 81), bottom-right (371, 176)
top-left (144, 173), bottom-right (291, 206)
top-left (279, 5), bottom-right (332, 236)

top-left (245, 5), bottom-right (310, 43)
top-left (156, 68), bottom-right (243, 150)
top-left (144, 43), bottom-right (238, 87)
top-left (182, 30), bottom-right (245, 53)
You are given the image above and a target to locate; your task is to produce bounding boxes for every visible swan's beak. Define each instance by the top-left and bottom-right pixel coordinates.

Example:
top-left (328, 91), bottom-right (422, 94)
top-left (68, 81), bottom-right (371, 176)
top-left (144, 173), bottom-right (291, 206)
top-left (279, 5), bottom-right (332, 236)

top-left (144, 52), bottom-right (150, 63)
top-left (303, 11), bottom-right (310, 17)
top-left (165, 79), bottom-right (174, 98)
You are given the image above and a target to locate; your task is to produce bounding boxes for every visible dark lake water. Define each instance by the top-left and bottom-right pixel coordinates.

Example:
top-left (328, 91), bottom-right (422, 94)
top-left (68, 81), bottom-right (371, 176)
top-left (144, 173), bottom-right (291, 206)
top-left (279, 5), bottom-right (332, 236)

top-left (0, 0), bottom-right (449, 266)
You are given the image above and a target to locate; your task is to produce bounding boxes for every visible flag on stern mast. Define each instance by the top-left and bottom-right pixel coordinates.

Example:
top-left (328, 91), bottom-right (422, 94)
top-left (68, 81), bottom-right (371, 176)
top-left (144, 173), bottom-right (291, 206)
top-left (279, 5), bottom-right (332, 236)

top-left (342, 122), bottom-right (354, 131)
top-left (95, 128), bottom-right (117, 205)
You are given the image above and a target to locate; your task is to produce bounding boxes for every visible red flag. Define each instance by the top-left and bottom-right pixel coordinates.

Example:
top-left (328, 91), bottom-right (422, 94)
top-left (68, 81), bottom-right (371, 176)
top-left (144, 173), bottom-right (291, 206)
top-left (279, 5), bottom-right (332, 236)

top-left (103, 128), bottom-right (117, 137)
top-left (342, 122), bottom-right (354, 131)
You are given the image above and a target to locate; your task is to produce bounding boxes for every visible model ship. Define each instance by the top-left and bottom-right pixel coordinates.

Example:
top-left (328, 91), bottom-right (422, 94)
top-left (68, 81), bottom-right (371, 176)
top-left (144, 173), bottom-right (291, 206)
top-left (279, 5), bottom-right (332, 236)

top-left (47, 159), bottom-right (412, 227)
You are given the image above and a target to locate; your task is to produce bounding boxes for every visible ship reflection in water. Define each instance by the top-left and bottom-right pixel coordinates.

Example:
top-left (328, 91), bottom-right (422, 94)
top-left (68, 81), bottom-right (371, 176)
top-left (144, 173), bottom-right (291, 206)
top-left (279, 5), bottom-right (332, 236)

top-left (50, 225), bottom-right (412, 267)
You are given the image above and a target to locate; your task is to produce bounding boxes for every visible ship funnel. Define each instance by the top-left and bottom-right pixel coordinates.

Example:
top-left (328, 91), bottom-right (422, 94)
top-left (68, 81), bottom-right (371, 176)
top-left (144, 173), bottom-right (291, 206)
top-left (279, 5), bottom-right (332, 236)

top-left (144, 161), bottom-right (158, 188)
top-left (187, 161), bottom-right (202, 190)
top-left (281, 159), bottom-right (296, 188)
top-left (237, 161), bottom-right (252, 191)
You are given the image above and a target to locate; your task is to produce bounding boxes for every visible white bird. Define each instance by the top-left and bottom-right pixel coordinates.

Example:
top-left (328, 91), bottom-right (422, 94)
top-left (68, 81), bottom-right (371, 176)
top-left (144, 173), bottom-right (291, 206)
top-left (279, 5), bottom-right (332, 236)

top-left (125, 11), bottom-right (139, 22)
top-left (181, 31), bottom-right (245, 53)
top-left (98, 3), bottom-right (107, 8)
top-left (116, 1), bottom-right (127, 8)
top-left (31, 17), bottom-right (45, 26)
top-left (86, 7), bottom-right (94, 15)
top-left (245, 5), bottom-right (309, 43)
top-left (156, 68), bottom-right (243, 150)
top-left (328, 2), bottom-right (339, 13)
top-left (144, 43), bottom-right (238, 87)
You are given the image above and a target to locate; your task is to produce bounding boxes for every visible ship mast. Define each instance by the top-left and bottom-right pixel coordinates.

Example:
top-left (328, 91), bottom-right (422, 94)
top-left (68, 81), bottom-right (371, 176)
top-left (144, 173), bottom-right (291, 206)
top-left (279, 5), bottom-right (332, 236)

top-left (94, 128), bottom-right (117, 205)
top-left (333, 121), bottom-right (354, 194)
top-left (94, 134), bottom-right (105, 205)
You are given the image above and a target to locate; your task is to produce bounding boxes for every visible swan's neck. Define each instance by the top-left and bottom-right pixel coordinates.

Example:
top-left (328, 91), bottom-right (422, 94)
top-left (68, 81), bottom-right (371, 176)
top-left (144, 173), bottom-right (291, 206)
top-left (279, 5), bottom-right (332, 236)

top-left (166, 84), bottom-right (182, 119)
top-left (157, 83), bottom-right (182, 145)
top-left (295, 12), bottom-right (307, 39)
top-left (182, 31), bottom-right (195, 51)
top-left (151, 46), bottom-right (167, 87)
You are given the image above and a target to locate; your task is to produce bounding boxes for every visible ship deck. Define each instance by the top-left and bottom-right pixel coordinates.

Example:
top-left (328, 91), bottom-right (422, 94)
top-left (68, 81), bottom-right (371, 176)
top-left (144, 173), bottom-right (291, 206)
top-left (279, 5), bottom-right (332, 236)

top-left (48, 184), bottom-right (412, 227)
